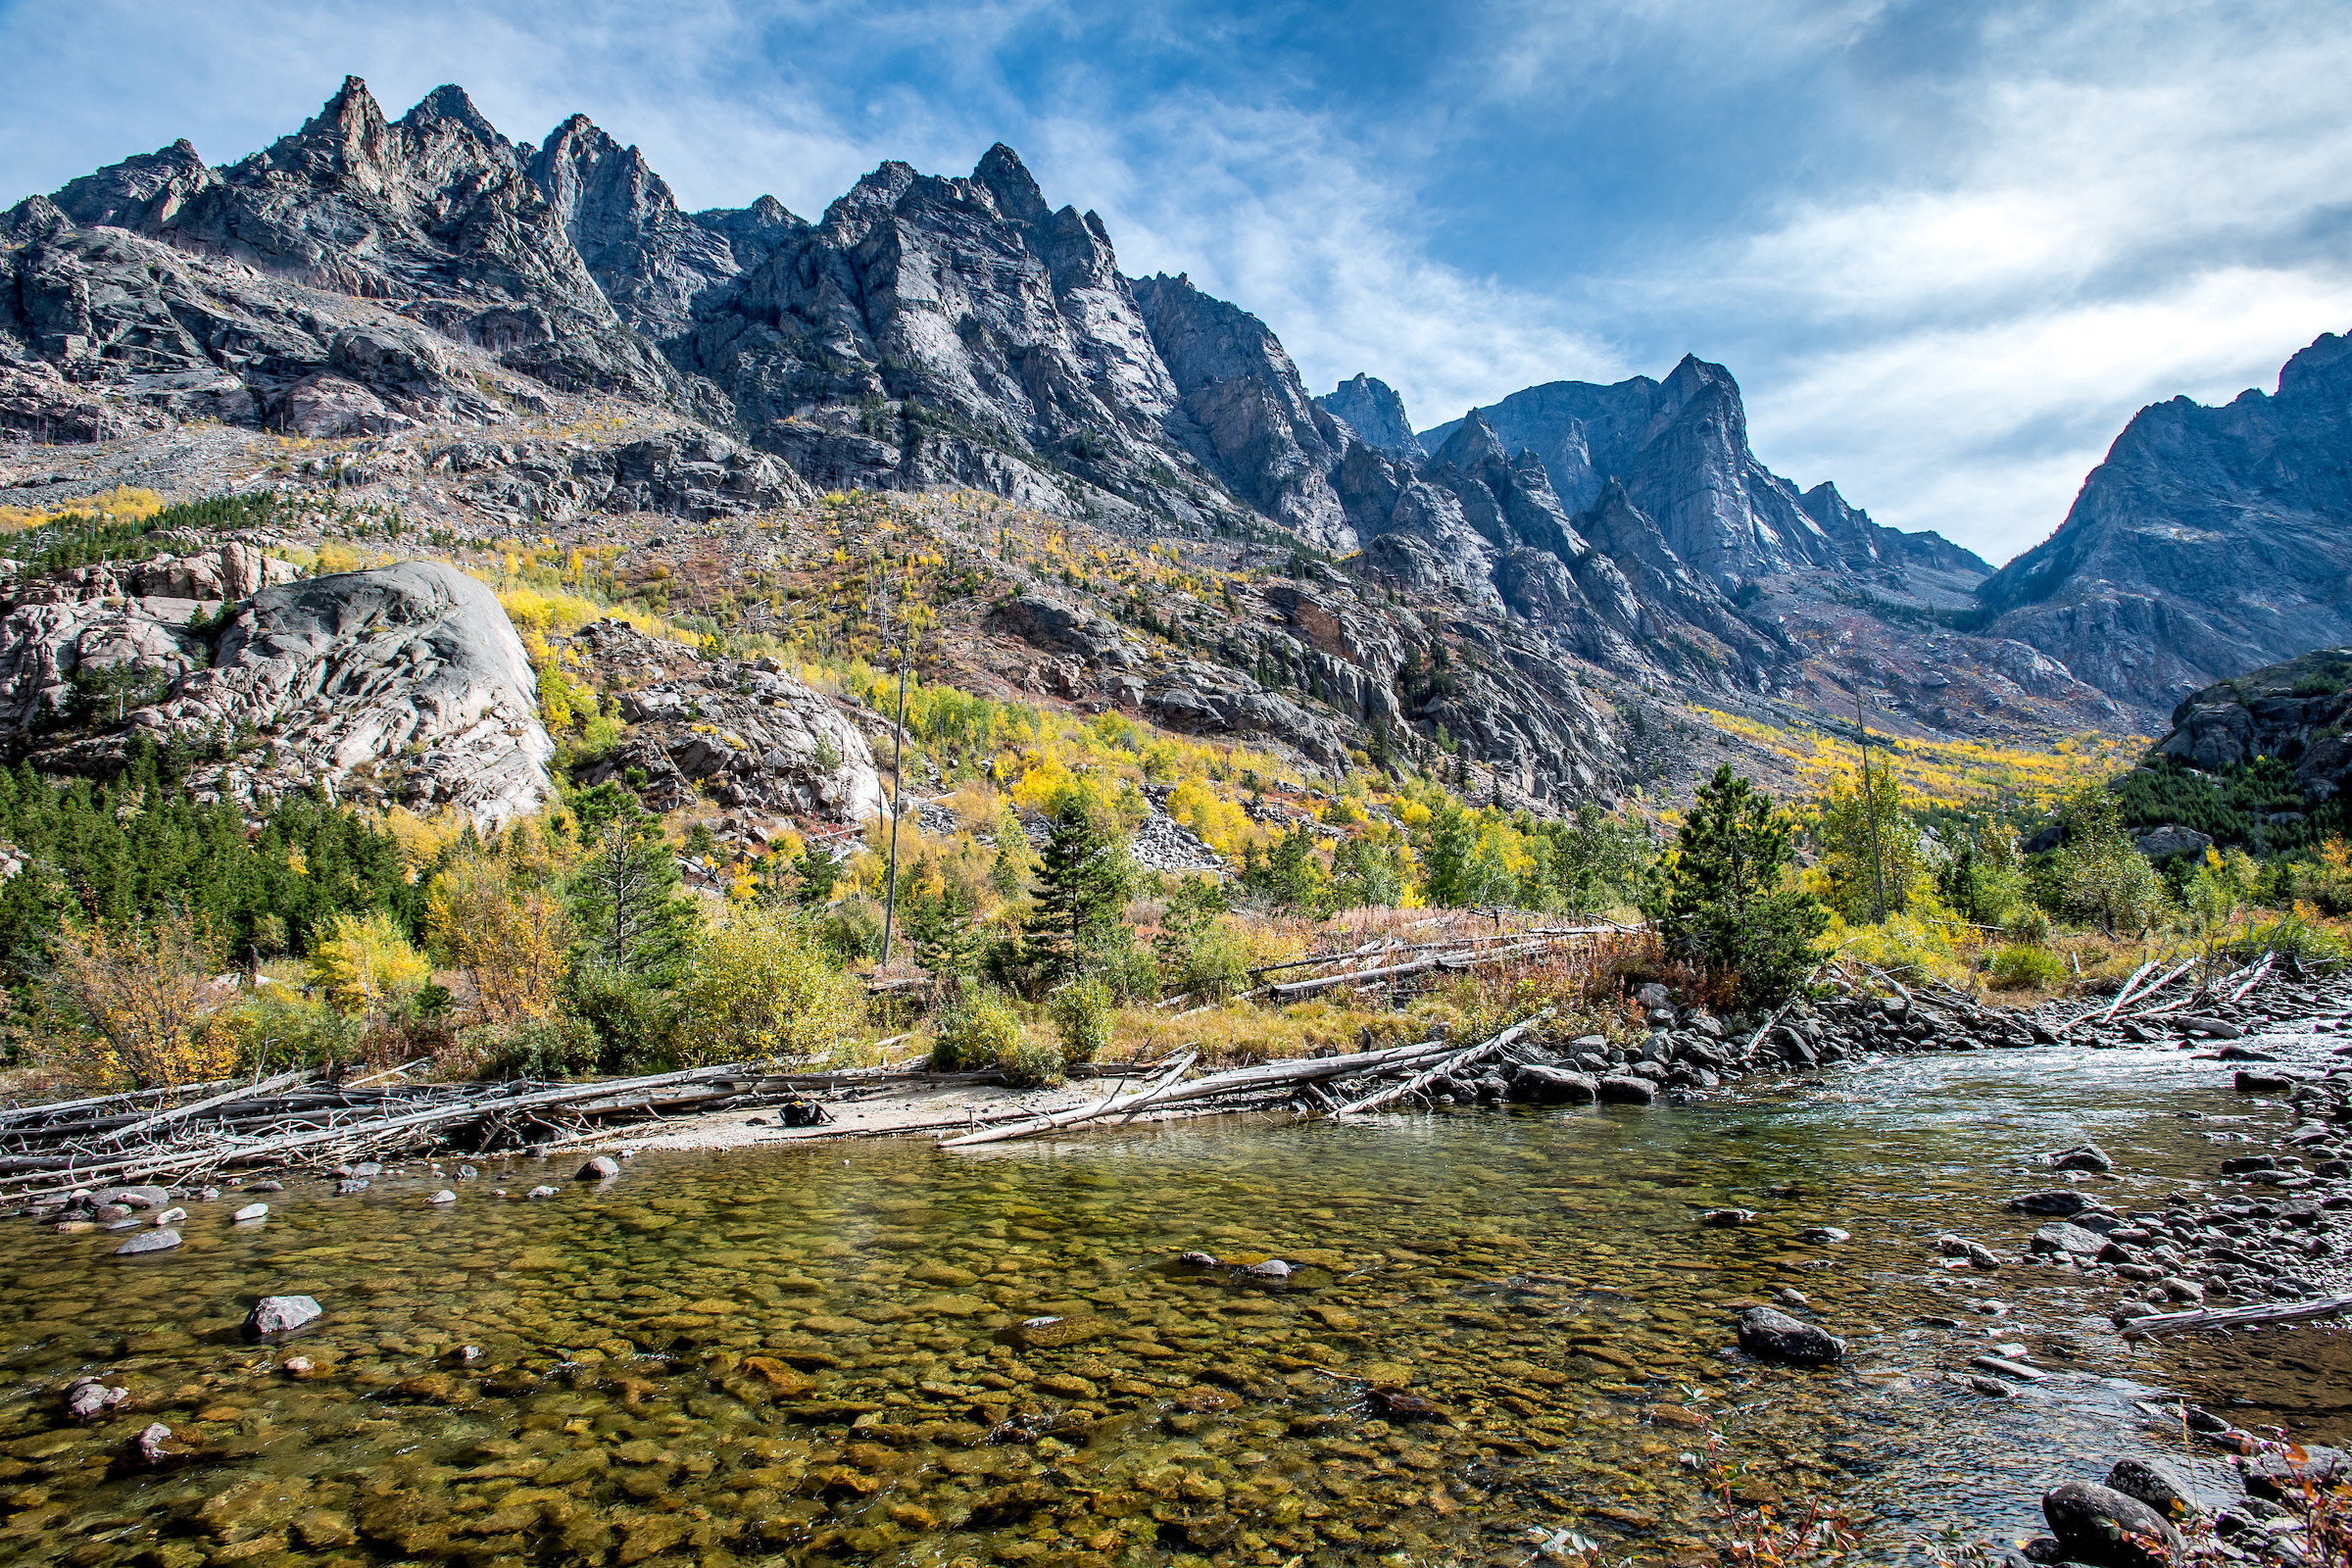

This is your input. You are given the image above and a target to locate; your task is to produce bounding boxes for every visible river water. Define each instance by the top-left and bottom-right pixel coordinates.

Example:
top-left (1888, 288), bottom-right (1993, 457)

top-left (0, 1044), bottom-right (2334, 1568)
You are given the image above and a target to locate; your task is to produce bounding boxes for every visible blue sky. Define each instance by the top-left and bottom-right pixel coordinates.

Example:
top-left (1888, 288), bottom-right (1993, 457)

top-left (5, 0), bottom-right (2350, 564)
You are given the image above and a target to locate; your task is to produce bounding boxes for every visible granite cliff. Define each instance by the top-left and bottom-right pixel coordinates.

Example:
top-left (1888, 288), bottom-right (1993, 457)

top-left (1976, 331), bottom-right (2352, 717)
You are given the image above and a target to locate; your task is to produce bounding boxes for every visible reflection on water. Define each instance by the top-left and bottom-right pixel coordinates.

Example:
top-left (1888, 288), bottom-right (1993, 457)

top-left (0, 1046), bottom-right (2302, 1566)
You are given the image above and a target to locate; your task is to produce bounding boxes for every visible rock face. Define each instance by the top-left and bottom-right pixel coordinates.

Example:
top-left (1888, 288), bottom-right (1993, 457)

top-left (1977, 332), bottom-right (2352, 716)
top-left (1132, 273), bottom-right (1355, 550)
top-left (1, 77), bottom-right (694, 438)
top-left (1318, 374), bottom-right (1425, 461)
top-left (1418, 359), bottom-right (1984, 589)
top-left (564, 619), bottom-right (884, 824)
top-left (50, 561), bottom-right (557, 829)
top-left (2143, 647), bottom-right (2352, 805)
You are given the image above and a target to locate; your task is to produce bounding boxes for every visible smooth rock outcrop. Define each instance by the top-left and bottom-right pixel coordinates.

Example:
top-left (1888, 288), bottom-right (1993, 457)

top-left (101, 561), bottom-right (553, 829)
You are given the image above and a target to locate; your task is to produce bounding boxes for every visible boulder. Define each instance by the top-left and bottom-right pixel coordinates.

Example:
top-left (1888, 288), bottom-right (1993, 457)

top-left (2134, 825), bottom-right (2213, 859)
top-left (79, 562), bottom-right (555, 830)
top-left (2103, 1457), bottom-right (2198, 1521)
top-left (576, 1155), bottom-right (620, 1181)
top-left (2045, 1143), bottom-right (2113, 1172)
top-left (2007, 1190), bottom-right (2095, 1216)
top-left (2030, 1222), bottom-right (2110, 1259)
top-left (2041, 1479), bottom-right (2180, 1568)
top-left (1596, 1074), bottom-right (1657, 1105)
top-left (1736, 1306), bottom-right (1844, 1365)
top-left (1512, 1064), bottom-right (1597, 1104)
top-left (244, 1295), bottom-right (324, 1339)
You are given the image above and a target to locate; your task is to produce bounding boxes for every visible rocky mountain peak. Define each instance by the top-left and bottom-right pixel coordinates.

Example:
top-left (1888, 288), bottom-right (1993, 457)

top-left (972, 142), bottom-right (1053, 229)
top-left (526, 113), bottom-right (741, 339)
top-left (44, 139), bottom-right (218, 232)
top-left (1972, 327), bottom-right (2352, 715)
top-left (1317, 373), bottom-right (1424, 460)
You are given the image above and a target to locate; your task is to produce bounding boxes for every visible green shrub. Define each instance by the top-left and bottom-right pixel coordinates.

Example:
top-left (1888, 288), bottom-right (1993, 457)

top-left (559, 959), bottom-right (676, 1074)
top-left (1986, 944), bottom-right (2067, 990)
top-left (671, 906), bottom-right (862, 1065)
top-left (478, 1015), bottom-right (601, 1079)
top-left (998, 1038), bottom-right (1067, 1089)
top-left (2002, 905), bottom-right (2052, 945)
top-left (932, 981), bottom-right (1023, 1070)
top-left (1050, 974), bottom-right (1113, 1065)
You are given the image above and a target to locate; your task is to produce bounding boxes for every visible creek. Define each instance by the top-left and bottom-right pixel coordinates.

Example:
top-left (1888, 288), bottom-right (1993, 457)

top-left (0, 1044), bottom-right (2334, 1567)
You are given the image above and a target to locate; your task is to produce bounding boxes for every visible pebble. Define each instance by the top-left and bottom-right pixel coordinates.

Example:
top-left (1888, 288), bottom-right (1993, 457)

top-left (427, 1190), bottom-right (457, 1205)
top-left (1800, 1225), bottom-right (1850, 1244)
top-left (1698, 1208), bottom-right (1755, 1227)
top-left (526, 1186), bottom-right (559, 1200)
top-left (151, 1206), bottom-right (185, 1226)
top-left (233, 1203), bottom-right (269, 1222)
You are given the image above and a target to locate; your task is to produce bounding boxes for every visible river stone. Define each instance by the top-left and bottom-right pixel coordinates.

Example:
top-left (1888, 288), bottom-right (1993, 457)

top-left (102, 1186), bottom-right (170, 1209)
top-left (2103, 1457), bottom-right (2198, 1521)
top-left (1801, 1226), bottom-right (1851, 1244)
top-left (1699, 1209), bottom-right (1755, 1227)
top-left (2234, 1070), bottom-right (2293, 1093)
top-left (233, 1203), bottom-right (269, 1222)
top-left (114, 1228), bottom-right (180, 1256)
top-left (2042, 1479), bottom-right (2180, 1567)
top-left (1011, 1314), bottom-right (1109, 1349)
top-left (1513, 1064), bottom-right (1597, 1104)
top-left (2008, 1190), bottom-right (2095, 1216)
top-left (135, 1423), bottom-right (173, 1464)
top-left (152, 1206), bottom-right (185, 1226)
top-left (577, 1156), bottom-right (620, 1180)
top-left (526, 1186), bottom-right (559, 1200)
top-left (1596, 1075), bottom-right (1656, 1105)
top-left (427, 1190), bottom-right (457, 1205)
top-left (2030, 1223), bottom-right (2108, 1258)
top-left (2046, 1143), bottom-right (2113, 1172)
top-left (245, 1295), bottom-right (323, 1339)
top-left (1736, 1306), bottom-right (1844, 1364)
top-left (2244, 1444), bottom-right (2350, 1499)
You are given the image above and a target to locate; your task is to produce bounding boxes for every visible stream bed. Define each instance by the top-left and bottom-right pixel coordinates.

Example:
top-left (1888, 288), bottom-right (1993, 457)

top-left (0, 1043), bottom-right (2334, 1568)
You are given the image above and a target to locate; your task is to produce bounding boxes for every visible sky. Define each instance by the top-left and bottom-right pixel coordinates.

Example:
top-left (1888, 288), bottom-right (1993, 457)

top-left (3, 0), bottom-right (2349, 566)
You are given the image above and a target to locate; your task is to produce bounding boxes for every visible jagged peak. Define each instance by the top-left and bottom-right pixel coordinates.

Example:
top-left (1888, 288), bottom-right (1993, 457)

top-left (1429, 407), bottom-right (1506, 471)
top-left (973, 142), bottom-right (1050, 227)
top-left (402, 84), bottom-right (506, 149)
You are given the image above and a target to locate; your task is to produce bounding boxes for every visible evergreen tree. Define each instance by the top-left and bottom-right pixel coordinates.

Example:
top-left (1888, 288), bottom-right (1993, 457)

top-left (1022, 790), bottom-right (1131, 981)
top-left (1419, 801), bottom-right (1476, 906)
top-left (905, 857), bottom-right (979, 978)
top-left (570, 814), bottom-right (698, 982)
top-left (1661, 766), bottom-right (1827, 1006)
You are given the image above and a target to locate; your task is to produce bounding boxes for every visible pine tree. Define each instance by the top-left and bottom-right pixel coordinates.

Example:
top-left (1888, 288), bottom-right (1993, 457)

top-left (1661, 766), bottom-right (1827, 1006)
top-left (570, 816), bottom-right (698, 982)
top-left (1022, 791), bottom-right (1131, 981)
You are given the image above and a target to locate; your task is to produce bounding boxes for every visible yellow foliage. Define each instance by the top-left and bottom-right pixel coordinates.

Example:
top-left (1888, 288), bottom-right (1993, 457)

top-left (381, 808), bottom-right (466, 876)
top-left (0, 484), bottom-right (166, 534)
top-left (307, 911), bottom-right (431, 1017)
top-left (1704, 708), bottom-right (2139, 811)
top-left (425, 853), bottom-right (568, 1025)
top-left (40, 913), bottom-right (230, 1089)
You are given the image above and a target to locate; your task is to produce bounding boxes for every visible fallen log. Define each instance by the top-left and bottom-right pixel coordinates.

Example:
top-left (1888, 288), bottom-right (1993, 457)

top-left (2227, 951), bottom-right (2277, 1004)
top-left (936, 1039), bottom-right (1453, 1148)
top-left (102, 1068), bottom-right (318, 1147)
top-left (2121, 1293), bottom-right (2352, 1336)
top-left (1330, 1009), bottom-right (1551, 1116)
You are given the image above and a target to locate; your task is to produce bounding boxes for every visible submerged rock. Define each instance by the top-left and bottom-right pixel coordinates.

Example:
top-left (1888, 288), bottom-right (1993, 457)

top-left (1736, 1306), bottom-right (1844, 1365)
top-left (577, 1155), bottom-right (620, 1181)
top-left (113, 1228), bottom-right (180, 1256)
top-left (2007, 1190), bottom-right (2095, 1216)
top-left (1010, 1314), bottom-right (1109, 1349)
top-left (232, 1202), bottom-right (269, 1222)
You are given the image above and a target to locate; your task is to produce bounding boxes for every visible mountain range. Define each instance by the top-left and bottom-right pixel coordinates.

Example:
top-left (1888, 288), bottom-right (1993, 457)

top-left (3, 74), bottom-right (2346, 798)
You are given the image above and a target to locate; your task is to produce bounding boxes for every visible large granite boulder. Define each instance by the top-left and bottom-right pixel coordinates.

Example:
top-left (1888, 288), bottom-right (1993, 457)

top-left (108, 561), bottom-right (554, 828)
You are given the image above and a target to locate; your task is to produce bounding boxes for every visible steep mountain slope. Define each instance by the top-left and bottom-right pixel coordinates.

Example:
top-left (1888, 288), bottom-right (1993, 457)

top-left (1318, 374), bottom-right (1424, 460)
top-left (1976, 331), bottom-right (2352, 717)
top-left (1419, 358), bottom-right (1987, 587)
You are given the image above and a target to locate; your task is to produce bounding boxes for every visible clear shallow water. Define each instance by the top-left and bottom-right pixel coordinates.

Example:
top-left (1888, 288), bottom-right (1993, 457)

top-left (0, 1044), bottom-right (2316, 1568)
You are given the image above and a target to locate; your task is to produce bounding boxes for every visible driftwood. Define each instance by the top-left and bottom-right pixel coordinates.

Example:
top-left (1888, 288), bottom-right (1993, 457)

top-left (935, 1038), bottom-right (1456, 1148)
top-left (1331, 1010), bottom-right (1551, 1116)
top-left (1267, 933), bottom-right (1607, 1000)
top-left (2123, 1293), bottom-right (2352, 1335)
top-left (2228, 951), bottom-right (2277, 1004)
